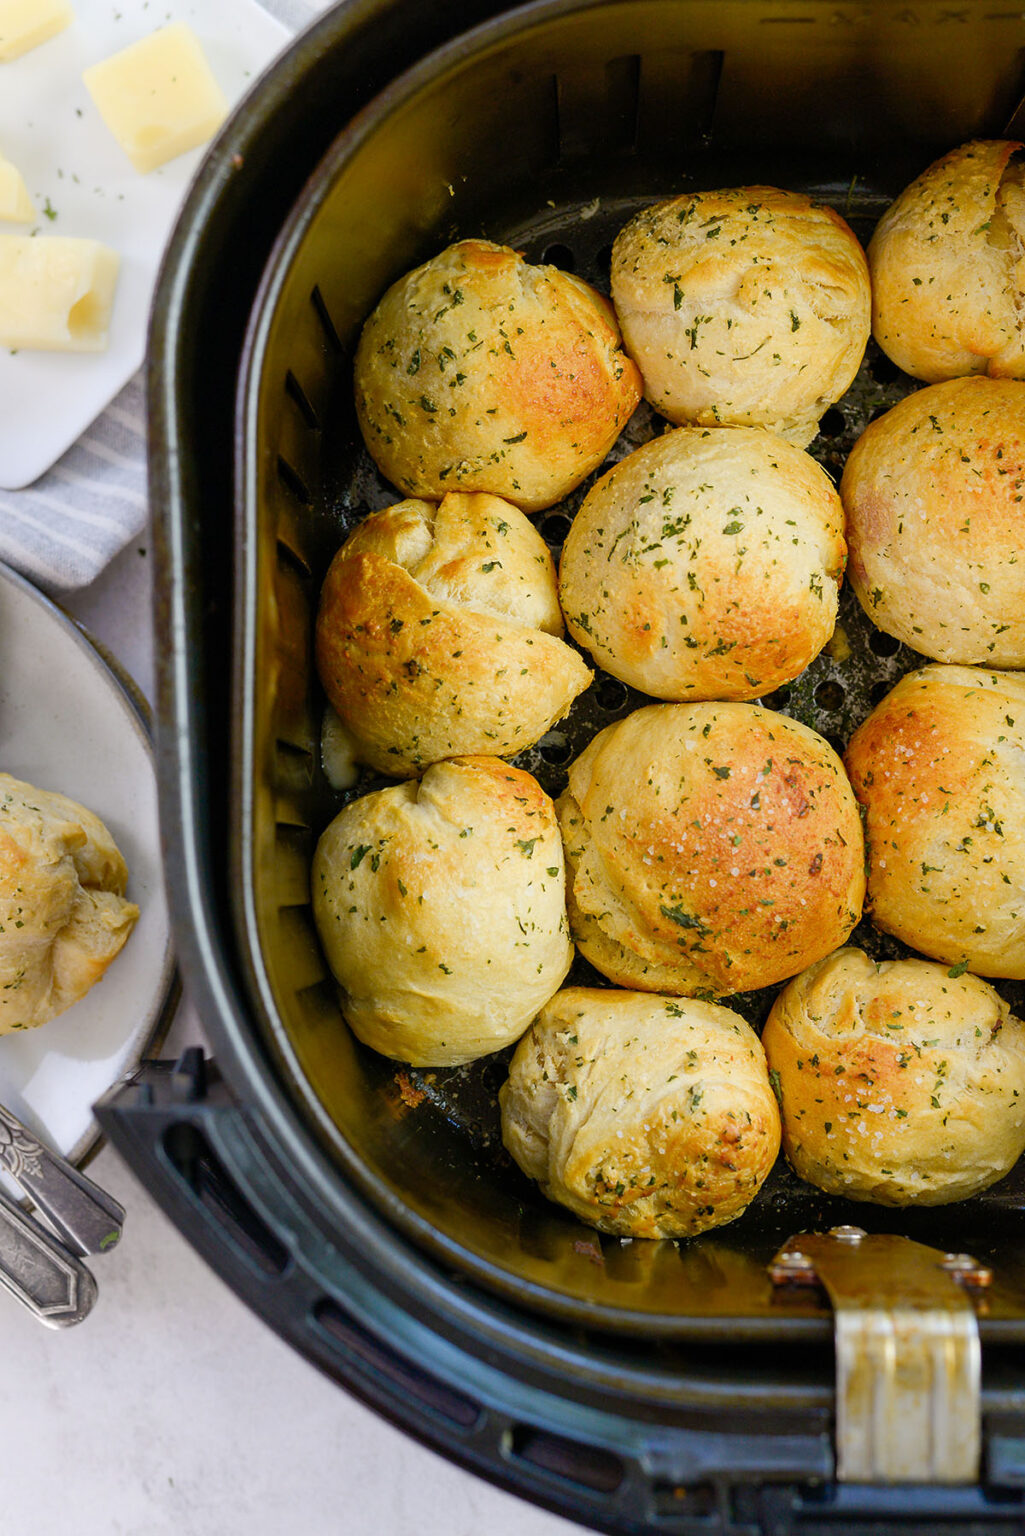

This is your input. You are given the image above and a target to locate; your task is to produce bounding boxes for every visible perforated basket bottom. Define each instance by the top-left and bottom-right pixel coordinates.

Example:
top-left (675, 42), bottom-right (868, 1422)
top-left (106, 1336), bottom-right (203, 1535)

top-left (310, 184), bottom-right (1025, 1237)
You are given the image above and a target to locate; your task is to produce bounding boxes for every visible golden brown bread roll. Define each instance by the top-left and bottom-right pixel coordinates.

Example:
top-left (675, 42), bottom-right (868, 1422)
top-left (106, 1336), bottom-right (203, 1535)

top-left (869, 140), bottom-right (1025, 381)
top-left (842, 377), bottom-right (1025, 666)
top-left (557, 703), bottom-right (865, 996)
top-left (845, 665), bottom-right (1025, 977)
top-left (311, 757), bottom-right (573, 1066)
top-left (500, 987), bottom-right (781, 1237)
top-left (353, 239), bottom-right (642, 512)
top-left (315, 495), bottom-right (591, 777)
top-left (762, 947), bottom-right (1025, 1205)
top-left (559, 425), bottom-right (845, 699)
top-left (610, 187), bottom-right (869, 446)
top-left (0, 772), bottom-right (139, 1034)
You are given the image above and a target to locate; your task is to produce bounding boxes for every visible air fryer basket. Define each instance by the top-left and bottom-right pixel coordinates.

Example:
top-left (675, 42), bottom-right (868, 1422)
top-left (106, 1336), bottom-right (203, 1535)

top-left (110, 0), bottom-right (1025, 1527)
top-left (235, 0), bottom-right (1025, 1330)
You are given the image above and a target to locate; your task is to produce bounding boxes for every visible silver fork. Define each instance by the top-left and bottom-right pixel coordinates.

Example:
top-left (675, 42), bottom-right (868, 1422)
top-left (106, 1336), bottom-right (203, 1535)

top-left (0, 1101), bottom-right (124, 1256)
top-left (0, 1102), bottom-right (125, 1328)
top-left (0, 1186), bottom-right (97, 1328)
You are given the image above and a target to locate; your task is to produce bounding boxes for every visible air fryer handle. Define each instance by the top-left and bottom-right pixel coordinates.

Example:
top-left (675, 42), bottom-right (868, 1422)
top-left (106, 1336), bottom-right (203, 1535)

top-left (96, 1053), bottom-right (1025, 1535)
top-left (96, 1052), bottom-right (496, 1433)
top-left (95, 1051), bottom-right (294, 1279)
top-left (96, 1055), bottom-right (490, 1431)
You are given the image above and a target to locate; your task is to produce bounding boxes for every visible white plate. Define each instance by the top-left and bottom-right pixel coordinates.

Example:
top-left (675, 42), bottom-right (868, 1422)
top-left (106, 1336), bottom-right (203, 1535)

top-left (0, 562), bottom-right (175, 1176)
top-left (0, 0), bottom-right (289, 490)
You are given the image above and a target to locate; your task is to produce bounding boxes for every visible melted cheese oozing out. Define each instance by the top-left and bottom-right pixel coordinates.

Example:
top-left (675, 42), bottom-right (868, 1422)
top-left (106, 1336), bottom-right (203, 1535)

top-left (321, 708), bottom-right (361, 792)
top-left (0, 0), bottom-right (73, 62)
top-left (82, 22), bottom-right (228, 175)
top-left (0, 157), bottom-right (34, 223)
top-left (0, 237), bottom-right (120, 351)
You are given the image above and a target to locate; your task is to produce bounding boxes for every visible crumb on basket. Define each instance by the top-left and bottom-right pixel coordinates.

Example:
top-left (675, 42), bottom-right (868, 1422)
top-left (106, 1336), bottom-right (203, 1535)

top-left (395, 1070), bottom-right (428, 1109)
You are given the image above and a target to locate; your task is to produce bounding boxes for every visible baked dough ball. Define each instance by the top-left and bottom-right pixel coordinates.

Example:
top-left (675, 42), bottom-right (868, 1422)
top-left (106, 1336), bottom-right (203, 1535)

top-left (610, 187), bottom-right (869, 447)
top-left (559, 425), bottom-right (845, 699)
top-left (845, 666), bottom-right (1025, 977)
top-left (354, 239), bottom-right (642, 513)
top-left (762, 947), bottom-right (1025, 1205)
top-left (0, 773), bottom-right (139, 1034)
top-left (311, 757), bottom-right (573, 1066)
top-left (500, 987), bottom-right (780, 1237)
top-left (869, 140), bottom-right (1025, 381)
top-left (558, 703), bottom-right (864, 996)
top-left (843, 378), bottom-right (1025, 666)
top-left (315, 494), bottom-right (591, 777)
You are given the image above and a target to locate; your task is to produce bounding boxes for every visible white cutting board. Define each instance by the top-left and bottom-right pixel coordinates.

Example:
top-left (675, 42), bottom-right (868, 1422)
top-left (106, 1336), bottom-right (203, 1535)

top-left (0, 0), bottom-right (290, 489)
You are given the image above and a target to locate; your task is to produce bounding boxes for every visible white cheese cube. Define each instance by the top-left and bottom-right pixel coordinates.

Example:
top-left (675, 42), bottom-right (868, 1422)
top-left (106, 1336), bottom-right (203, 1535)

top-left (0, 237), bottom-right (120, 352)
top-left (0, 156), bottom-right (33, 222)
top-left (82, 23), bottom-right (228, 175)
top-left (0, 0), bottom-right (73, 61)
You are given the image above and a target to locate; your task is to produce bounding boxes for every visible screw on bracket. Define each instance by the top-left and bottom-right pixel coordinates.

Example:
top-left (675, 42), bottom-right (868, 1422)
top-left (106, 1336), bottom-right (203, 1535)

top-left (939, 1252), bottom-right (993, 1289)
top-left (769, 1249), bottom-right (819, 1287)
top-left (829, 1225), bottom-right (867, 1243)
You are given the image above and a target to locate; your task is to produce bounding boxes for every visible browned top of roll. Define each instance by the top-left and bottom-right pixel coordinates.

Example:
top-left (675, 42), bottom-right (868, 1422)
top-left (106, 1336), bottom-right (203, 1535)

top-left (845, 664), bottom-right (1025, 977)
top-left (558, 703), bottom-right (865, 996)
top-left (501, 986), bottom-right (780, 1238)
top-left (762, 946), bottom-right (1025, 1205)
top-left (843, 377), bottom-right (1025, 666)
top-left (315, 495), bottom-right (591, 776)
top-left (559, 424), bottom-right (845, 700)
top-left (354, 239), bottom-right (642, 512)
top-left (869, 139), bottom-right (1025, 381)
top-left (611, 186), bottom-right (869, 445)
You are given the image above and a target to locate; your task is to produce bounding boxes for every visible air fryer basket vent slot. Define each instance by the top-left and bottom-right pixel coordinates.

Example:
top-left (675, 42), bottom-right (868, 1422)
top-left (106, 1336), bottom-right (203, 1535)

top-left (284, 369), bottom-right (322, 431)
top-left (310, 284), bottom-right (343, 354)
top-left (312, 1296), bottom-right (482, 1429)
top-left (507, 1425), bottom-right (626, 1494)
top-left (162, 1123), bottom-right (292, 1278)
top-left (276, 456), bottom-right (313, 509)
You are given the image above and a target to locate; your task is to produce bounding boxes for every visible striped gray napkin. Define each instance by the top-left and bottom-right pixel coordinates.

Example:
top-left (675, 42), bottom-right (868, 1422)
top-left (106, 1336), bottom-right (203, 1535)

top-left (0, 0), bottom-right (323, 590)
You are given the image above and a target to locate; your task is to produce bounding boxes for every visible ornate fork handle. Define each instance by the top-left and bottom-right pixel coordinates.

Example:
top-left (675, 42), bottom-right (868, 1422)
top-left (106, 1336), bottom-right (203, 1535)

top-left (0, 1104), bottom-right (45, 1182)
top-left (0, 1185), bottom-right (96, 1328)
top-left (0, 1101), bottom-right (124, 1256)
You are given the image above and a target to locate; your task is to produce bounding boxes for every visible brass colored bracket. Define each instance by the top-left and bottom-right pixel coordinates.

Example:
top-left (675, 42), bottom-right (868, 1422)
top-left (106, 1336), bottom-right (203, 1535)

top-left (769, 1229), bottom-right (990, 1484)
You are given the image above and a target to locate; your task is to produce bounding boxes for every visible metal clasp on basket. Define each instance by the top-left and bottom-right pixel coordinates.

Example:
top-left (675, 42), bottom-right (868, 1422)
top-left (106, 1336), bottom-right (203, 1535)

top-left (769, 1229), bottom-right (991, 1484)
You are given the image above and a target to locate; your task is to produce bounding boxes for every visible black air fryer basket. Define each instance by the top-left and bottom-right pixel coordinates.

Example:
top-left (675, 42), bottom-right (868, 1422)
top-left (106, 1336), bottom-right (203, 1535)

top-left (102, 2), bottom-right (1025, 1530)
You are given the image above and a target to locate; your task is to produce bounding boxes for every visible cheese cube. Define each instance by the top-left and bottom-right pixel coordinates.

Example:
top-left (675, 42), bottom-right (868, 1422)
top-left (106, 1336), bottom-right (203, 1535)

top-left (0, 156), bottom-right (33, 222)
top-left (83, 23), bottom-right (228, 175)
top-left (0, 0), bottom-right (73, 61)
top-left (0, 237), bottom-right (120, 352)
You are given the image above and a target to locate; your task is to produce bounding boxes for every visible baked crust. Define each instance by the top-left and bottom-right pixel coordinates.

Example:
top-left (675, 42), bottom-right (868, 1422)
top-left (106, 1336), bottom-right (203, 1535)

top-left (500, 986), bottom-right (780, 1237)
top-left (611, 186), bottom-right (869, 446)
top-left (559, 425), bottom-right (845, 699)
top-left (557, 703), bottom-right (865, 996)
top-left (845, 665), bottom-right (1025, 977)
top-left (843, 377), bottom-right (1025, 666)
top-left (869, 139), bottom-right (1025, 381)
top-left (0, 772), bottom-right (139, 1034)
top-left (312, 757), bottom-right (573, 1066)
top-left (763, 947), bottom-right (1025, 1205)
top-left (315, 495), bottom-right (591, 776)
top-left (354, 239), bottom-right (642, 512)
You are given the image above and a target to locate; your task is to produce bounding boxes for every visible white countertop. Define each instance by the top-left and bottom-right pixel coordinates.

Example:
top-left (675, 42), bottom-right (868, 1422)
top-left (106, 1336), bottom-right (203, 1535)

top-left (0, 539), bottom-right (575, 1536)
